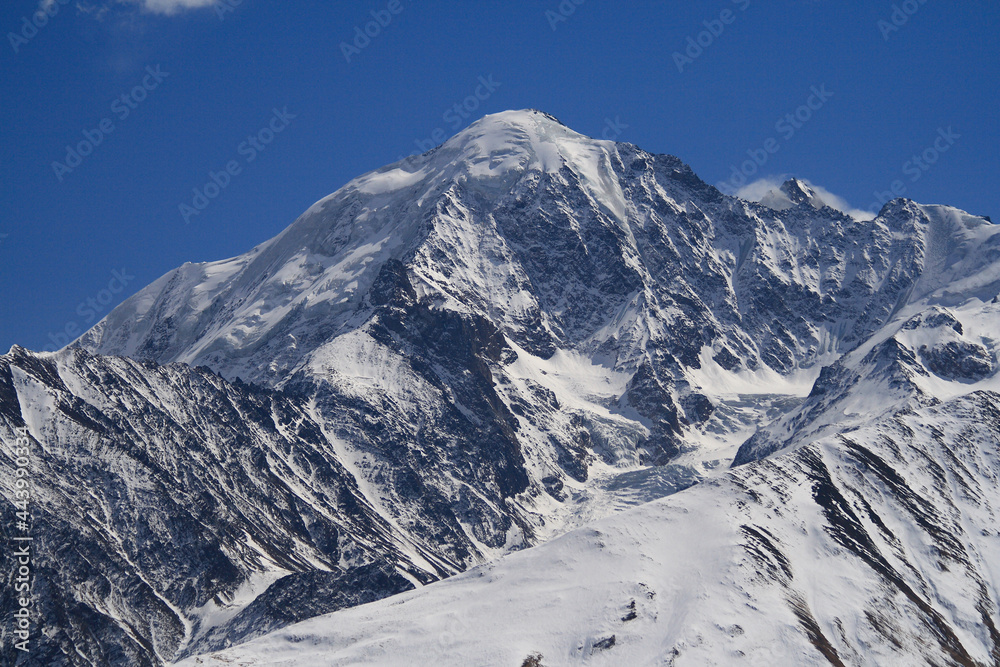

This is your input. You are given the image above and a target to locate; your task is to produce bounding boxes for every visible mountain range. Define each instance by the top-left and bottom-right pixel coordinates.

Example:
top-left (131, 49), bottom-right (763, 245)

top-left (2, 109), bottom-right (998, 666)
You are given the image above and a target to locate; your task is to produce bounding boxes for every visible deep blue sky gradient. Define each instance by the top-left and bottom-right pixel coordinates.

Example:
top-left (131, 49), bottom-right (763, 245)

top-left (2, 0), bottom-right (998, 352)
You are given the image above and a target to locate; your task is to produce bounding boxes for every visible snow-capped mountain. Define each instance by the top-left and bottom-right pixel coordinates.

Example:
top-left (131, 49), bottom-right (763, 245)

top-left (177, 388), bottom-right (1000, 667)
top-left (1, 109), bottom-right (998, 665)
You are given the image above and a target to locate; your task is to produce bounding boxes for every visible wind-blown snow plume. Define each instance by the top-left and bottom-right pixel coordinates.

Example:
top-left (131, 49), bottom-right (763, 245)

top-left (736, 176), bottom-right (877, 220)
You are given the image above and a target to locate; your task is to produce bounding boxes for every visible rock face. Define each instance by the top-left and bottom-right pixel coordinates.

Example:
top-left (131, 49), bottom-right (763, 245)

top-left (184, 564), bottom-right (412, 657)
top-left (1, 110), bottom-right (998, 665)
top-left (0, 347), bottom-right (419, 666)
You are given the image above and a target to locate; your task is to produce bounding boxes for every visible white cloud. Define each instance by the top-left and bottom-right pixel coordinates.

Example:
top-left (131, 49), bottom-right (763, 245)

top-left (735, 176), bottom-right (877, 221)
top-left (733, 177), bottom-right (784, 205)
top-left (40, 0), bottom-right (217, 16)
top-left (125, 0), bottom-right (217, 15)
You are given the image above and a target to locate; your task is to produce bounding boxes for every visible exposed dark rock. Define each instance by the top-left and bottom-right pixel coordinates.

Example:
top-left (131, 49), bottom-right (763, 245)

top-left (183, 564), bottom-right (414, 657)
top-left (592, 635), bottom-right (616, 651)
top-left (919, 341), bottom-right (994, 382)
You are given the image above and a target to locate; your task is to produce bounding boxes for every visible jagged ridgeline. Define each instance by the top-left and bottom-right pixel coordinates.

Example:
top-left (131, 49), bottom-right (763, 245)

top-left (2, 110), bottom-right (998, 665)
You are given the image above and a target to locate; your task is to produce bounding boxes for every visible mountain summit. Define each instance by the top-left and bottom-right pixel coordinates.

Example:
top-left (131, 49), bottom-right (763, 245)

top-left (78, 109), bottom-right (640, 381)
top-left (2, 110), bottom-right (999, 665)
top-left (758, 177), bottom-right (830, 210)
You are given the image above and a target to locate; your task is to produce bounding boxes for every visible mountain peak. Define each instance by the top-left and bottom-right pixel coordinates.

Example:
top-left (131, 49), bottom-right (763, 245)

top-left (465, 108), bottom-right (567, 131)
top-left (758, 177), bottom-right (829, 212)
top-left (445, 109), bottom-right (577, 151)
top-left (436, 108), bottom-right (601, 176)
top-left (327, 108), bottom-right (626, 224)
top-left (779, 178), bottom-right (820, 205)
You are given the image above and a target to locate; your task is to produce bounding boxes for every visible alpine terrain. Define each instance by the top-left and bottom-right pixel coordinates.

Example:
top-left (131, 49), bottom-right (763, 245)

top-left (2, 110), bottom-right (999, 666)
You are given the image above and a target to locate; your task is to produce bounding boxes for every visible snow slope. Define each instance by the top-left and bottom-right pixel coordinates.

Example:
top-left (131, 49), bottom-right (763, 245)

top-left (179, 390), bottom-right (1000, 666)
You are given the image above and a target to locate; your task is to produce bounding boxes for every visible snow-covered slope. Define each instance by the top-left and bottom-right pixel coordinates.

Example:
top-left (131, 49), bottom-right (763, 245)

top-left (0, 346), bottom-right (420, 665)
top-left (179, 269), bottom-right (1000, 667)
top-left (2, 110), bottom-right (999, 665)
top-left (180, 389), bottom-right (1000, 666)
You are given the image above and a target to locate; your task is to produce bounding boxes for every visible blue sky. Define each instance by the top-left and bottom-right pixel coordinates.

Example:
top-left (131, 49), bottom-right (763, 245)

top-left (1, 0), bottom-right (998, 352)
